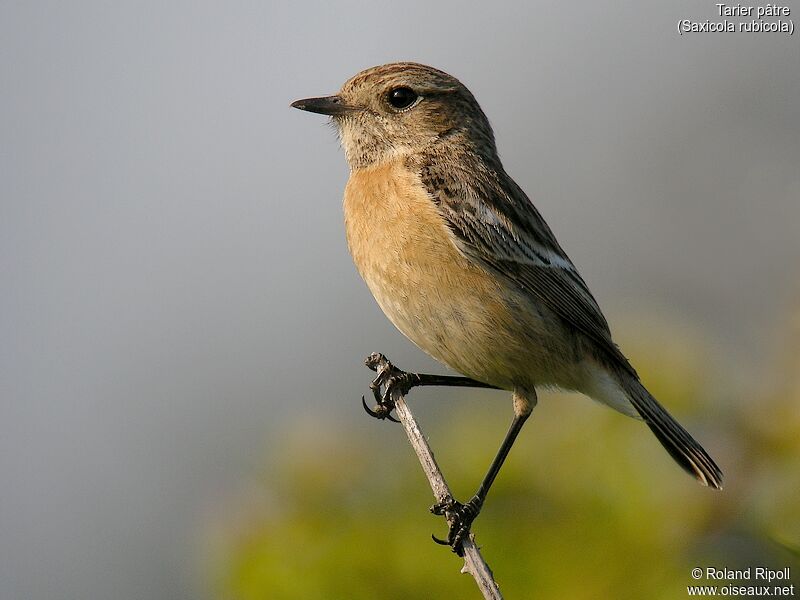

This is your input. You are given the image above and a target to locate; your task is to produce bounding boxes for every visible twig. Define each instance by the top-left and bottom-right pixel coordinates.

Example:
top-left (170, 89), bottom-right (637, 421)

top-left (366, 354), bottom-right (503, 600)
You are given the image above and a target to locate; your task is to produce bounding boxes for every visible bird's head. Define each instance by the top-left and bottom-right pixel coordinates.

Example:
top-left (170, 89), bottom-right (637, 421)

top-left (291, 62), bottom-right (497, 169)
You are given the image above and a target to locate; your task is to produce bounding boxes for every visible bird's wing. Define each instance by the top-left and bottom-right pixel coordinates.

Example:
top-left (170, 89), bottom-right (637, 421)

top-left (417, 151), bottom-right (635, 376)
top-left (418, 153), bottom-right (728, 489)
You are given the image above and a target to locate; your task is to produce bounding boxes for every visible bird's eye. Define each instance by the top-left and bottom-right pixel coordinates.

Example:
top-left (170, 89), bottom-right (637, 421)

top-left (387, 87), bottom-right (419, 110)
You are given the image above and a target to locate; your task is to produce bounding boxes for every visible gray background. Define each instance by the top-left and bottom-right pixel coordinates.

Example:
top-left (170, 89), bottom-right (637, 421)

top-left (2, 1), bottom-right (798, 599)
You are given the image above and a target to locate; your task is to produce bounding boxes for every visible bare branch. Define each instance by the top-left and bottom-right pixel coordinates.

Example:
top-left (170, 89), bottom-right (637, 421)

top-left (366, 354), bottom-right (503, 600)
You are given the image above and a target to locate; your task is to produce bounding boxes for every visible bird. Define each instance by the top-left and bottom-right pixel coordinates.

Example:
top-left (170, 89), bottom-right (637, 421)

top-left (291, 62), bottom-right (723, 554)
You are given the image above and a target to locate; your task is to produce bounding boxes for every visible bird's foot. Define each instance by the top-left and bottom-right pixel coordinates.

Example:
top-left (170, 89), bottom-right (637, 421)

top-left (430, 494), bottom-right (483, 556)
top-left (361, 353), bottom-right (420, 423)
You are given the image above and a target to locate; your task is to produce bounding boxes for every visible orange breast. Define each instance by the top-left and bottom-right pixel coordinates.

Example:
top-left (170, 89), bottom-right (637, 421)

top-left (342, 158), bottom-right (543, 388)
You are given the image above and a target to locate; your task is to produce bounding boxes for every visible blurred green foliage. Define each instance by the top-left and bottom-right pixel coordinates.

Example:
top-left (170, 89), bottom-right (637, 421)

top-left (205, 318), bottom-right (800, 599)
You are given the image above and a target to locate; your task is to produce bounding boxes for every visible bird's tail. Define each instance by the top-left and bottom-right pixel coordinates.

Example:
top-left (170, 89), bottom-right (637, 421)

top-left (617, 373), bottom-right (724, 489)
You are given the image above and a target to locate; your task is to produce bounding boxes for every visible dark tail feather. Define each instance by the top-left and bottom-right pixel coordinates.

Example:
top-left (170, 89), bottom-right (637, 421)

top-left (618, 374), bottom-right (724, 489)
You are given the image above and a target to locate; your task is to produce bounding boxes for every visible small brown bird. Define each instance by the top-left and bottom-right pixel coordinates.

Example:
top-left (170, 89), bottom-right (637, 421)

top-left (291, 62), bottom-right (723, 553)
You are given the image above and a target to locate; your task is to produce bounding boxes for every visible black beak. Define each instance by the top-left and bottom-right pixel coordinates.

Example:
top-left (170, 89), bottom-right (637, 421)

top-left (290, 95), bottom-right (354, 116)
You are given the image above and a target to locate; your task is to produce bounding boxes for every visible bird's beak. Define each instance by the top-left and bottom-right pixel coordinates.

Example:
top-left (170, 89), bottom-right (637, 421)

top-left (290, 95), bottom-right (355, 116)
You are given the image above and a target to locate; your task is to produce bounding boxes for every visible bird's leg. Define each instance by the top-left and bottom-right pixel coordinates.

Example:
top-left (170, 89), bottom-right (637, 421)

top-left (432, 392), bottom-right (534, 555)
top-left (362, 352), bottom-right (497, 422)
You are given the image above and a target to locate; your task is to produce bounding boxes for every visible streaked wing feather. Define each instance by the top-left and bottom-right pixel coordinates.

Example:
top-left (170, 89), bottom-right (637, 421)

top-left (418, 151), bottom-right (635, 376)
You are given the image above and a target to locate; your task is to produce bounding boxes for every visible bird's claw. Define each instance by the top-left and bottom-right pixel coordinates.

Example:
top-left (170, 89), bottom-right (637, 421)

top-left (361, 353), bottom-right (419, 423)
top-left (430, 496), bottom-right (483, 556)
top-left (361, 395), bottom-right (400, 422)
